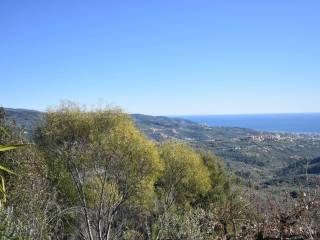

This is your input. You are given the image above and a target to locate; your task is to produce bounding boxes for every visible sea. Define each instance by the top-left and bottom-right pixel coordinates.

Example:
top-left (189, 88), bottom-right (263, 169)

top-left (178, 113), bottom-right (320, 134)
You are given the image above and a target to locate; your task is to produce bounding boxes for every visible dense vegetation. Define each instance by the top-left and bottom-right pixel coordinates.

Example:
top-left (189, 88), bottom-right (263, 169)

top-left (6, 108), bottom-right (320, 190)
top-left (1, 104), bottom-right (320, 239)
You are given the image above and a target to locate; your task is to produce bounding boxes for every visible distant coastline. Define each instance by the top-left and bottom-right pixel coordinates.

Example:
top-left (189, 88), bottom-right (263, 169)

top-left (173, 113), bottom-right (320, 134)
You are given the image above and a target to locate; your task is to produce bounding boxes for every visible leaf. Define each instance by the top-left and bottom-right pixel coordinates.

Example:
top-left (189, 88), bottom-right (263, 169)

top-left (0, 176), bottom-right (6, 207)
top-left (0, 145), bottom-right (22, 175)
top-left (0, 165), bottom-right (15, 175)
top-left (0, 144), bottom-right (25, 152)
top-left (0, 176), bottom-right (5, 194)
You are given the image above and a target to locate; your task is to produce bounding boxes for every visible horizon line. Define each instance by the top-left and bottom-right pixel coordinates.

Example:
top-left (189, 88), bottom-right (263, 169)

top-left (168, 112), bottom-right (320, 117)
top-left (3, 106), bottom-right (320, 117)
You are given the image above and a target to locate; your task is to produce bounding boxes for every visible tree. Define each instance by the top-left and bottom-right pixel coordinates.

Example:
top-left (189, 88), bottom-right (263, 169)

top-left (5, 145), bottom-right (58, 240)
top-left (199, 151), bottom-right (230, 207)
top-left (144, 142), bottom-right (211, 240)
top-left (35, 103), bottom-right (163, 239)
top-left (157, 141), bottom-right (211, 207)
top-left (198, 151), bottom-right (252, 239)
top-left (0, 107), bottom-right (56, 239)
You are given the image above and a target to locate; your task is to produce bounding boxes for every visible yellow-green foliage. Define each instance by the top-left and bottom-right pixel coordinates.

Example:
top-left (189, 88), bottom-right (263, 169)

top-left (84, 176), bottom-right (122, 209)
top-left (6, 145), bottom-right (53, 239)
top-left (35, 102), bottom-right (163, 210)
top-left (0, 145), bottom-right (22, 208)
top-left (0, 104), bottom-right (251, 239)
top-left (104, 117), bottom-right (163, 195)
top-left (158, 141), bottom-right (211, 205)
top-left (199, 151), bottom-right (231, 207)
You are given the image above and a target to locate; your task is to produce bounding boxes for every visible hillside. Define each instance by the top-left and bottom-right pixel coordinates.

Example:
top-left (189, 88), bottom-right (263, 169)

top-left (132, 113), bottom-right (320, 188)
top-left (4, 108), bottom-right (43, 131)
top-left (270, 156), bottom-right (320, 187)
top-left (4, 108), bottom-right (320, 189)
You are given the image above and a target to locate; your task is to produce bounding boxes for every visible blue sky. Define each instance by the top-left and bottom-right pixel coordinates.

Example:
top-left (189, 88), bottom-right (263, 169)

top-left (0, 0), bottom-right (319, 115)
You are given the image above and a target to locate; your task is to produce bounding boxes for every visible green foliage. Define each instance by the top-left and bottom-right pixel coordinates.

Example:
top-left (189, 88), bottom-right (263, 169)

top-left (123, 230), bottom-right (143, 240)
top-left (5, 145), bottom-right (55, 240)
top-left (198, 151), bottom-right (231, 207)
top-left (0, 145), bottom-right (25, 152)
top-left (0, 107), bottom-right (22, 208)
top-left (1, 104), bottom-right (259, 239)
top-left (6, 107), bottom-right (320, 190)
top-left (84, 177), bottom-right (122, 209)
top-left (152, 206), bottom-right (205, 240)
top-left (0, 144), bottom-right (23, 208)
top-left (157, 141), bottom-right (211, 206)
top-left (0, 107), bottom-right (56, 239)
top-left (35, 102), bottom-right (163, 238)
top-left (37, 102), bottom-right (162, 197)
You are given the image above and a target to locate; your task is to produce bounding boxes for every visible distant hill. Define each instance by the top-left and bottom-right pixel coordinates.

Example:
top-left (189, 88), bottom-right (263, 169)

top-left (4, 108), bottom-right (320, 189)
top-left (4, 108), bottom-right (43, 137)
top-left (278, 156), bottom-right (320, 175)
top-left (4, 108), bottom-right (258, 140)
top-left (132, 113), bottom-right (258, 141)
top-left (266, 156), bottom-right (320, 188)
